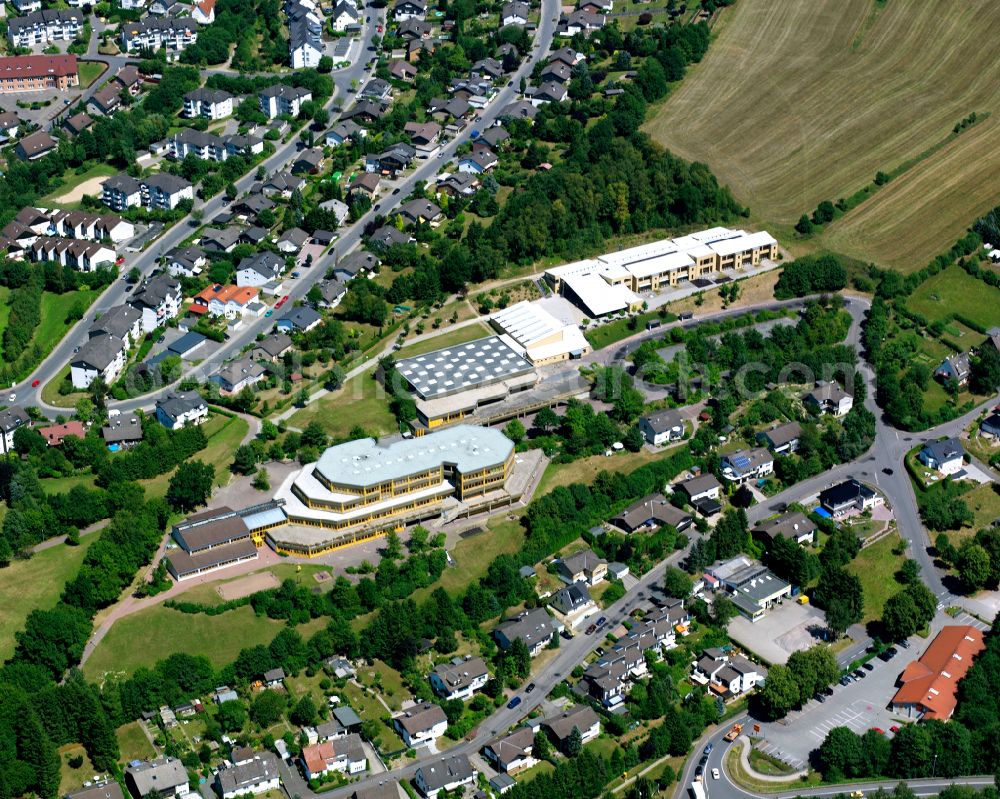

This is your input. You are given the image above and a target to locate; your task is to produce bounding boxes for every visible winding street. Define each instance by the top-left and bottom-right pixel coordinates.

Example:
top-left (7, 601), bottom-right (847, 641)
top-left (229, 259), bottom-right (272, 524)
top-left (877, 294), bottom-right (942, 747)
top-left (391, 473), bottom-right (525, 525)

top-left (18, 0), bottom-right (561, 418)
top-left (271, 295), bottom-right (998, 799)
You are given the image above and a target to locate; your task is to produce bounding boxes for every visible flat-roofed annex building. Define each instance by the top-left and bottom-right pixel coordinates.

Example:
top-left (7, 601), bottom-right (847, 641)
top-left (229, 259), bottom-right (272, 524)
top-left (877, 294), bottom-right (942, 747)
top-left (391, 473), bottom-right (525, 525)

top-left (543, 227), bottom-right (777, 317)
top-left (489, 300), bottom-right (591, 365)
top-left (165, 504), bottom-right (286, 580)
top-left (271, 425), bottom-right (515, 555)
top-left (394, 335), bottom-right (538, 429)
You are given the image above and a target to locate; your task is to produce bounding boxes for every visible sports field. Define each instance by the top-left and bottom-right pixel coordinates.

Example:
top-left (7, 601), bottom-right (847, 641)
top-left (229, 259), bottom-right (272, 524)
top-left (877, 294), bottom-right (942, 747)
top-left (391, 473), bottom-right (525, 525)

top-left (645, 0), bottom-right (1000, 271)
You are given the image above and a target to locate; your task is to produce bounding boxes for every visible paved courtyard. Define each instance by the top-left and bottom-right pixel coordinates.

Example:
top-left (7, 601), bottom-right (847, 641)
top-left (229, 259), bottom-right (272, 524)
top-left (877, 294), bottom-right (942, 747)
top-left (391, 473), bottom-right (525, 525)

top-left (728, 600), bottom-right (828, 665)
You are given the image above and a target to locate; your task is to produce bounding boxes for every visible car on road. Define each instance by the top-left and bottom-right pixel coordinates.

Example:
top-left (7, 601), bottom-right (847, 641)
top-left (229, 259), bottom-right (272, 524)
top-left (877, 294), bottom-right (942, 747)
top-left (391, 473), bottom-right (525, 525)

top-left (585, 624), bottom-right (596, 634)
top-left (276, 294), bottom-right (290, 308)
top-left (157, 335), bottom-right (165, 343)
top-left (291, 271), bottom-right (301, 278)
top-left (6, 394), bottom-right (14, 402)
top-left (882, 467), bottom-right (894, 475)
top-left (393, 188), bottom-right (401, 194)
top-left (712, 769), bottom-right (720, 780)
top-left (703, 743), bottom-right (713, 755)
top-left (850, 791), bottom-right (864, 799)
top-left (596, 616), bottom-right (607, 627)
top-left (526, 683), bottom-right (536, 694)
top-left (694, 766), bottom-right (704, 781)
top-left (31, 379), bottom-right (39, 387)
top-left (265, 310), bottom-right (273, 317)
top-left (862, 662), bottom-right (875, 671)
top-left (506, 696), bottom-right (521, 709)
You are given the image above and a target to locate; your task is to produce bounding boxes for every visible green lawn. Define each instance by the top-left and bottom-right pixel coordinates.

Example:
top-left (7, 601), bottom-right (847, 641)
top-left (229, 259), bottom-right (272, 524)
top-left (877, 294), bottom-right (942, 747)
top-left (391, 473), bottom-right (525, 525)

top-left (141, 412), bottom-right (249, 498)
top-left (536, 449), bottom-right (664, 496)
top-left (584, 310), bottom-right (676, 351)
top-left (286, 372), bottom-right (398, 438)
top-left (0, 287), bottom-right (11, 350)
top-left (40, 474), bottom-right (98, 494)
top-left (846, 533), bottom-right (906, 623)
top-left (77, 61), bottom-right (106, 88)
top-left (341, 681), bottom-right (405, 752)
top-left (58, 744), bottom-right (96, 796)
top-left (907, 264), bottom-right (1000, 330)
top-left (411, 515), bottom-right (525, 604)
top-left (116, 721), bottom-right (156, 762)
top-left (37, 290), bottom-right (99, 357)
top-left (395, 322), bottom-right (491, 358)
top-left (0, 537), bottom-right (97, 661)
top-left (963, 482), bottom-right (1000, 532)
top-left (82, 605), bottom-right (290, 682)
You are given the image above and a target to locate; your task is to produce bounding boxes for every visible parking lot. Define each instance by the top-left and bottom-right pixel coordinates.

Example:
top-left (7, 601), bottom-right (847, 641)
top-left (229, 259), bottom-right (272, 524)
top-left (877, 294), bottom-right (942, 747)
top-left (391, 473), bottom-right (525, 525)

top-left (755, 640), bottom-right (923, 767)
top-left (728, 600), bottom-right (828, 665)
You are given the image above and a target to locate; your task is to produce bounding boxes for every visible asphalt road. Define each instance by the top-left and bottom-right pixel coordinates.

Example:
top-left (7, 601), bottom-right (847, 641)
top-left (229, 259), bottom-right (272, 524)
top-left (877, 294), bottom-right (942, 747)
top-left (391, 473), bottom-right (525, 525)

top-left (20, 0), bottom-right (559, 416)
top-left (283, 541), bottom-right (688, 799)
top-left (19, 13), bottom-right (382, 413)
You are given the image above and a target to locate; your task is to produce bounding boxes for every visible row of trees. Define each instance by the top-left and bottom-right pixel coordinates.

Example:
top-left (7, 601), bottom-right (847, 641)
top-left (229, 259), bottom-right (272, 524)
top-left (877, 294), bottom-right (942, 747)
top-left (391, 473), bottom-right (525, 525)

top-left (753, 645), bottom-right (840, 720)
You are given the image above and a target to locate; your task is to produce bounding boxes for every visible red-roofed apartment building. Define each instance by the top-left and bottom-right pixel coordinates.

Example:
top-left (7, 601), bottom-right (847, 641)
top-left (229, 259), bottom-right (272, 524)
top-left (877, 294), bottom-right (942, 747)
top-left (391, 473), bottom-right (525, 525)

top-left (0, 54), bottom-right (79, 94)
top-left (889, 625), bottom-right (985, 720)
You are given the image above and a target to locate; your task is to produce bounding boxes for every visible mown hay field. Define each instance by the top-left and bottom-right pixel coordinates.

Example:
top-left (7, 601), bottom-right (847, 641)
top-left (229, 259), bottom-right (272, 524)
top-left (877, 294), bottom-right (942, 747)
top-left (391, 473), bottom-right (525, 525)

top-left (645, 0), bottom-right (1000, 271)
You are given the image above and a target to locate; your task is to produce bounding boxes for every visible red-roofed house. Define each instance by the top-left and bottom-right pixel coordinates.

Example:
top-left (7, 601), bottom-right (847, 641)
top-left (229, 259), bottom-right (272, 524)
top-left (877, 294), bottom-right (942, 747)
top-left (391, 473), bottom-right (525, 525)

top-left (193, 0), bottom-right (216, 23)
top-left (890, 625), bottom-right (985, 720)
top-left (37, 420), bottom-right (86, 446)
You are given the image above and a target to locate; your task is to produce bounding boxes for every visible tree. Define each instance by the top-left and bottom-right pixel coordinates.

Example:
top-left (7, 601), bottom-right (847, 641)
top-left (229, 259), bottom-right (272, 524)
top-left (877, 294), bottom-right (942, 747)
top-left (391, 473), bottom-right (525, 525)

top-left (971, 345), bottom-right (1000, 394)
top-left (166, 460), bottom-right (215, 512)
top-left (898, 558), bottom-right (921, 585)
top-left (817, 727), bottom-right (863, 779)
top-left (216, 699), bottom-right (247, 732)
top-left (534, 407), bottom-right (560, 432)
top-left (252, 469), bottom-right (270, 491)
top-left (661, 567), bottom-right (692, 599)
top-left (384, 530), bottom-right (403, 560)
top-left (250, 690), bottom-right (286, 727)
top-left (563, 725), bottom-right (583, 757)
top-left (814, 566), bottom-right (863, 636)
top-left (787, 646), bottom-right (839, 698)
top-left (232, 443), bottom-right (261, 475)
top-left (503, 419), bottom-right (526, 444)
top-left (753, 663), bottom-right (800, 719)
top-left (290, 694), bottom-right (317, 726)
top-left (957, 541), bottom-right (992, 592)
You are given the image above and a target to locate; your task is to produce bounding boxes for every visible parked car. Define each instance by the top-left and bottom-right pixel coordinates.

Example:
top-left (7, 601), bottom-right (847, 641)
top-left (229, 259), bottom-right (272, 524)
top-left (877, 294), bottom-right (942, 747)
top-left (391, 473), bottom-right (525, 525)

top-left (839, 676), bottom-right (852, 686)
top-left (853, 669), bottom-right (866, 679)
top-left (871, 727), bottom-right (885, 735)
top-left (525, 683), bottom-right (536, 694)
top-left (889, 725), bottom-right (900, 733)
top-left (862, 662), bottom-right (875, 671)
top-left (585, 624), bottom-right (596, 635)
top-left (506, 696), bottom-right (521, 709)
top-left (596, 616), bottom-right (607, 627)
top-left (813, 693), bottom-right (826, 703)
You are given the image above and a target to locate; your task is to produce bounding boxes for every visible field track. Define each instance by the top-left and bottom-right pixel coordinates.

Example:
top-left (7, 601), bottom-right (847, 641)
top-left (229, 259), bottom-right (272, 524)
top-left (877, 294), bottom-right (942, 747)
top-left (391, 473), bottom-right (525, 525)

top-left (645, 0), bottom-right (1000, 270)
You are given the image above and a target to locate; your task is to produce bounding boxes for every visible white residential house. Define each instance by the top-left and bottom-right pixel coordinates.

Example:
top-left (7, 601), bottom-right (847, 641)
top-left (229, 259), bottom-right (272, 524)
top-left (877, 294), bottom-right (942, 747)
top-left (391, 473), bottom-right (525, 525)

top-left (125, 758), bottom-right (191, 799)
top-left (183, 88), bottom-right (234, 120)
top-left (414, 756), bottom-right (475, 799)
top-left (300, 735), bottom-right (367, 780)
top-left (236, 251), bottom-right (284, 287)
top-left (331, 1), bottom-right (359, 31)
top-left (128, 274), bottom-right (182, 333)
top-left (639, 408), bottom-right (684, 446)
top-left (720, 448), bottom-right (774, 485)
top-left (215, 751), bottom-right (280, 799)
top-left (156, 391), bottom-right (209, 430)
top-left (803, 380), bottom-right (854, 417)
top-left (192, 0), bottom-right (216, 23)
top-left (556, 549), bottom-right (607, 586)
top-left (393, 703), bottom-right (447, 748)
top-left (918, 437), bottom-right (965, 476)
top-left (429, 657), bottom-right (489, 702)
top-left (0, 407), bottom-right (31, 456)
top-left (70, 334), bottom-right (126, 390)
top-left (259, 85), bottom-right (312, 119)
top-left (291, 37), bottom-right (323, 68)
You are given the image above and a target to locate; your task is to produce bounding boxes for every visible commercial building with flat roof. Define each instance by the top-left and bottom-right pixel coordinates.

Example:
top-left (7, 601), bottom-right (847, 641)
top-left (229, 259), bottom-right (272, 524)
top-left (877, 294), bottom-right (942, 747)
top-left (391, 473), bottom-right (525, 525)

top-left (165, 504), bottom-right (286, 580)
top-left (394, 335), bottom-right (538, 429)
top-left (270, 425), bottom-right (515, 556)
top-left (489, 300), bottom-right (591, 364)
top-left (543, 228), bottom-right (777, 317)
